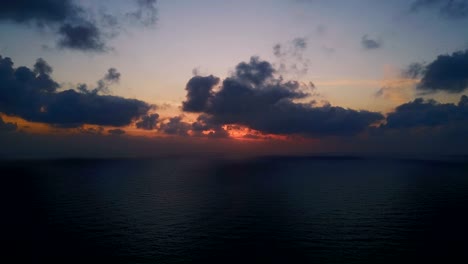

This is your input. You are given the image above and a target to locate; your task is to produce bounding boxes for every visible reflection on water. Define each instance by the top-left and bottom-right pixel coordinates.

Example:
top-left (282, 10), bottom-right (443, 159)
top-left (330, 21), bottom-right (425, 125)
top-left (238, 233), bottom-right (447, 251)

top-left (1, 157), bottom-right (468, 263)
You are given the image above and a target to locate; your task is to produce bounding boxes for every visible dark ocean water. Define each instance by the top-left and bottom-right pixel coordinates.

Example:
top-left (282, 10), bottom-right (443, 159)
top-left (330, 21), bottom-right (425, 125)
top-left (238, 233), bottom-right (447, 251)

top-left (1, 156), bottom-right (468, 263)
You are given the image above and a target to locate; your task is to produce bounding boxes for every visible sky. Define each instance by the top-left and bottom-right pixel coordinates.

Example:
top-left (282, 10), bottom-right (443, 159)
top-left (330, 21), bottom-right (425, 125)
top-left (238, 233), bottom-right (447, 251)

top-left (1, 0), bottom-right (468, 158)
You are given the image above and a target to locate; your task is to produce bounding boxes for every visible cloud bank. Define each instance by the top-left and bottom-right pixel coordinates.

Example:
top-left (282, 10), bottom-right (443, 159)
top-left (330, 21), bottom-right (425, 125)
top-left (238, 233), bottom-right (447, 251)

top-left (0, 52), bottom-right (468, 156)
top-left (405, 49), bottom-right (468, 93)
top-left (0, 55), bottom-right (151, 127)
top-left (384, 96), bottom-right (468, 129)
top-left (182, 56), bottom-right (384, 137)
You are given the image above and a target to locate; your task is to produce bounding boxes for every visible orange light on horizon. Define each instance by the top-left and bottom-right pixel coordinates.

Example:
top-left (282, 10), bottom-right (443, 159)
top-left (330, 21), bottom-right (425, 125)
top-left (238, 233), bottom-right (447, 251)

top-left (1, 113), bottom-right (315, 143)
top-left (223, 124), bottom-right (292, 142)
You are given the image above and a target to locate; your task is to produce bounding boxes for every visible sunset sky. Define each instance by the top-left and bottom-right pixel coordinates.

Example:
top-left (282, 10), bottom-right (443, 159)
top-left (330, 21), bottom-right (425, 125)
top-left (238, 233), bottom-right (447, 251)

top-left (1, 0), bottom-right (468, 158)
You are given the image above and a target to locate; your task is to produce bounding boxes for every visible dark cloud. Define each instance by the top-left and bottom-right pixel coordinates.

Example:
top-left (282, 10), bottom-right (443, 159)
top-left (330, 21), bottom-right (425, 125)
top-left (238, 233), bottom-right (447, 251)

top-left (460, 94), bottom-right (468, 106)
top-left (0, 0), bottom-right (77, 24)
top-left (135, 112), bottom-right (229, 138)
top-left (31, 58), bottom-right (60, 93)
top-left (0, 116), bottom-right (17, 132)
top-left (0, 55), bottom-right (151, 127)
top-left (192, 114), bottom-right (229, 138)
top-left (160, 116), bottom-right (191, 136)
top-left (182, 75), bottom-right (220, 112)
top-left (108, 128), bottom-right (126, 136)
top-left (361, 34), bottom-right (382, 50)
top-left (0, 0), bottom-right (108, 52)
top-left (182, 56), bottom-right (384, 137)
top-left (235, 57), bottom-right (276, 86)
top-left (58, 22), bottom-right (106, 52)
top-left (33, 58), bottom-right (53, 75)
top-left (410, 0), bottom-right (468, 19)
top-left (136, 114), bottom-right (159, 130)
top-left (409, 50), bottom-right (468, 93)
top-left (0, 0), bottom-right (159, 52)
top-left (384, 96), bottom-right (468, 129)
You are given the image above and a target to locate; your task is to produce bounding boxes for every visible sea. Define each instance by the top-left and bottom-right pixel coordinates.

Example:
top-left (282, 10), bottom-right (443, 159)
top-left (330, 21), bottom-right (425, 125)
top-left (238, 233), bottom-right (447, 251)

top-left (1, 156), bottom-right (468, 263)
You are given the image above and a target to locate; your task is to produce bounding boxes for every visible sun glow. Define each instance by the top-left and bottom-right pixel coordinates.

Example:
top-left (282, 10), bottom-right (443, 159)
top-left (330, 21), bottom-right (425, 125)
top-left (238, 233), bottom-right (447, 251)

top-left (223, 125), bottom-right (290, 141)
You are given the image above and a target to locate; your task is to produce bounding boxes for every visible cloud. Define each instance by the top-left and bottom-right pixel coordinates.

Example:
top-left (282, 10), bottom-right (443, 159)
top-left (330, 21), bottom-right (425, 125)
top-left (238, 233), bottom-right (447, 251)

top-left (104, 68), bottom-right (121, 83)
top-left (108, 128), bottom-right (126, 136)
top-left (0, 116), bottom-right (17, 132)
top-left (182, 56), bottom-right (384, 137)
top-left (136, 114), bottom-right (159, 130)
top-left (0, 0), bottom-right (107, 52)
top-left (182, 75), bottom-right (220, 112)
top-left (273, 37), bottom-right (310, 76)
top-left (402, 62), bottom-right (426, 79)
top-left (0, 55), bottom-right (151, 127)
top-left (384, 95), bottom-right (468, 129)
top-left (0, 0), bottom-right (76, 24)
top-left (0, 0), bottom-right (159, 52)
top-left (364, 95), bottom-right (468, 155)
top-left (57, 21), bottom-right (106, 52)
top-left (361, 34), bottom-right (382, 50)
top-left (292, 37), bottom-right (307, 51)
top-left (407, 50), bottom-right (468, 93)
top-left (127, 0), bottom-right (158, 26)
top-left (273, 44), bottom-right (282, 57)
top-left (159, 116), bottom-right (191, 136)
top-left (235, 56), bottom-right (276, 86)
top-left (410, 0), bottom-right (468, 19)
top-left (78, 67), bottom-right (121, 95)
top-left (192, 114), bottom-right (229, 138)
